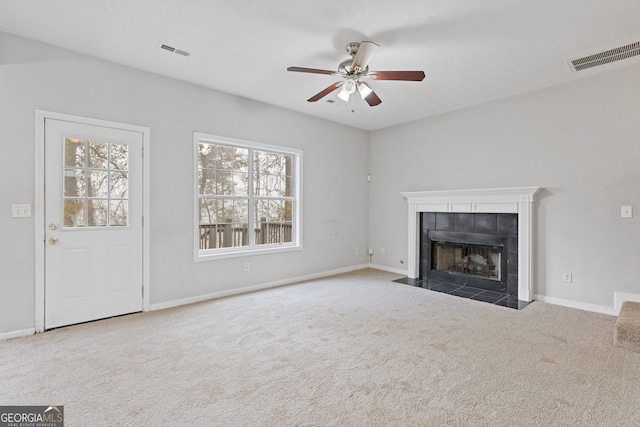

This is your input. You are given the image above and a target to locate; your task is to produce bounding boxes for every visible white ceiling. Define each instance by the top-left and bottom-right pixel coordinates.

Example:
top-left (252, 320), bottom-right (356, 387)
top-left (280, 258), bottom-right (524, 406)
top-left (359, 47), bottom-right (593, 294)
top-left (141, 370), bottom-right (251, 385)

top-left (1, 0), bottom-right (640, 131)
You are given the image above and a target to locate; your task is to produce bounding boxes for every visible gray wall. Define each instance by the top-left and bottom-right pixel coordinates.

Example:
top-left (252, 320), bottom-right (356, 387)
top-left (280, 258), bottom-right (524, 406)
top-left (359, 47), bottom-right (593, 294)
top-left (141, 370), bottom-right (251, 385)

top-left (0, 32), bottom-right (369, 333)
top-left (368, 63), bottom-right (640, 310)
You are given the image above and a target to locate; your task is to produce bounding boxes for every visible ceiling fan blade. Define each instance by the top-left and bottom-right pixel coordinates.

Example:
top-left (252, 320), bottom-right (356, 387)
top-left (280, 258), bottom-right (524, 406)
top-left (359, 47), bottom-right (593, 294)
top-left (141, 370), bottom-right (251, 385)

top-left (369, 71), bottom-right (426, 81)
top-left (357, 82), bottom-right (382, 106)
top-left (351, 41), bottom-right (379, 71)
top-left (364, 91), bottom-right (382, 107)
top-left (307, 82), bottom-right (343, 102)
top-left (287, 66), bottom-right (338, 76)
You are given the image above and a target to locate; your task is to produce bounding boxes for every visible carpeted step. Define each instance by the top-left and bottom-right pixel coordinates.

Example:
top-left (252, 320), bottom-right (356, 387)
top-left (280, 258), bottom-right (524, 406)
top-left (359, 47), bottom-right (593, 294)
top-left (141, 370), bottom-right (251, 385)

top-left (614, 301), bottom-right (640, 352)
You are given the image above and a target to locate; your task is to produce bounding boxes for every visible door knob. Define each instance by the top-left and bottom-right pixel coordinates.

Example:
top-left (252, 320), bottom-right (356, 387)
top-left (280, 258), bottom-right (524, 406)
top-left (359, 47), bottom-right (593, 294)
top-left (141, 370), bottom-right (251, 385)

top-left (49, 237), bottom-right (59, 245)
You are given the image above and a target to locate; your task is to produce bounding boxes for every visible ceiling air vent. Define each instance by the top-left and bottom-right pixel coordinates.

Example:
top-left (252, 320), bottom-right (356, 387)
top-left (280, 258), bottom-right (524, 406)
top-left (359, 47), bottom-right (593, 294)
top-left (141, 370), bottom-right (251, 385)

top-left (569, 41), bottom-right (640, 71)
top-left (160, 44), bottom-right (191, 57)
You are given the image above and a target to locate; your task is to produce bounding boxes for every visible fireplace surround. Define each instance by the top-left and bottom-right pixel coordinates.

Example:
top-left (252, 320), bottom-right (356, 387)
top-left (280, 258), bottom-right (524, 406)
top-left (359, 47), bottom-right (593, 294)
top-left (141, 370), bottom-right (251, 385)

top-left (402, 187), bottom-right (541, 302)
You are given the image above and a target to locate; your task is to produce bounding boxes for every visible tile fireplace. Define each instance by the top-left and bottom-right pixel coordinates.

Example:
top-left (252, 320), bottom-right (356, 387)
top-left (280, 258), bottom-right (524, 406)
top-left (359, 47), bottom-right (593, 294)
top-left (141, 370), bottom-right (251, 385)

top-left (401, 187), bottom-right (541, 304)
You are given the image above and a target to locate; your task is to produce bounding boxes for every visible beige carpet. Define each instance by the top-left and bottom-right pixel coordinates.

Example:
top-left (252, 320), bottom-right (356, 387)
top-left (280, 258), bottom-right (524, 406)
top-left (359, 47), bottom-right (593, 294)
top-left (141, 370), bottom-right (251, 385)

top-left (2, 269), bottom-right (640, 426)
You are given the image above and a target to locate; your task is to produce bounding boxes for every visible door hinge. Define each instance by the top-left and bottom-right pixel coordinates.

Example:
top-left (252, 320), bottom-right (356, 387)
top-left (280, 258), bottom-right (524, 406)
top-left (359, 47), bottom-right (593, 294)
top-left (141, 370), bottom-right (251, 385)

top-left (141, 146), bottom-right (144, 158)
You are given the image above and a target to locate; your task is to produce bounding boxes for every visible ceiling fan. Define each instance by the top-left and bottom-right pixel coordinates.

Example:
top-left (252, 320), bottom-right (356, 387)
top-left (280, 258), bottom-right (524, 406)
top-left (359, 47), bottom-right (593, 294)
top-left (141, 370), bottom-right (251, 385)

top-left (287, 41), bottom-right (425, 107)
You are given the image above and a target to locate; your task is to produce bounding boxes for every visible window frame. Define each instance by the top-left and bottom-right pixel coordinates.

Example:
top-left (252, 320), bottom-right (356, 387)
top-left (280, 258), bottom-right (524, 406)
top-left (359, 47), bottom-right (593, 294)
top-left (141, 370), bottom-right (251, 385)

top-left (193, 132), bottom-right (303, 261)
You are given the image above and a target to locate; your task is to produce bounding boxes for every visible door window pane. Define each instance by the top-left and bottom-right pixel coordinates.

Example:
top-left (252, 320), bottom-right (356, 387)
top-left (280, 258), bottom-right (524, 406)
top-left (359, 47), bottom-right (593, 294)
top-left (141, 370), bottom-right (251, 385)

top-left (109, 201), bottom-right (128, 226)
top-left (88, 141), bottom-right (108, 169)
top-left (110, 171), bottom-right (128, 198)
top-left (110, 143), bottom-right (128, 170)
top-left (64, 169), bottom-right (86, 197)
top-left (64, 199), bottom-right (86, 227)
top-left (88, 170), bottom-right (109, 198)
top-left (88, 200), bottom-right (108, 226)
top-left (64, 138), bottom-right (85, 167)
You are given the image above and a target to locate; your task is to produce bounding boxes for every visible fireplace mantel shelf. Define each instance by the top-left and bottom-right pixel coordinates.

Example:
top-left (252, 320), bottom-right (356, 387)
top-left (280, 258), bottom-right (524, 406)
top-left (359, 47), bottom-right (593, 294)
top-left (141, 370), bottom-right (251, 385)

top-left (402, 187), bottom-right (541, 302)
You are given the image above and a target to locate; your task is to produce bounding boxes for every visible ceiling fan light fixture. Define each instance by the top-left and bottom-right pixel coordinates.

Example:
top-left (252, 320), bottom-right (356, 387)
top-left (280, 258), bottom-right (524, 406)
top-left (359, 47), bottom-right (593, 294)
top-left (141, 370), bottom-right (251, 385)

top-left (337, 80), bottom-right (357, 102)
top-left (337, 88), bottom-right (350, 102)
top-left (343, 80), bottom-right (356, 94)
top-left (357, 82), bottom-right (373, 99)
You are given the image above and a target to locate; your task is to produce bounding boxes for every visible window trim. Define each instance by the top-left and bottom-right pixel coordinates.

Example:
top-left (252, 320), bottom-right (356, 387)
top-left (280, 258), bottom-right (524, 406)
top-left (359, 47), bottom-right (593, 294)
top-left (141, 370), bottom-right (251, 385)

top-left (193, 132), bottom-right (303, 261)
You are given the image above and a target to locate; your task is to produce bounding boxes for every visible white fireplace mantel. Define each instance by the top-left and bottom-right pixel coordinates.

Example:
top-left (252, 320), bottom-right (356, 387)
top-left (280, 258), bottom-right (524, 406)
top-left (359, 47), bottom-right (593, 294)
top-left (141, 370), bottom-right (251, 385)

top-left (401, 187), bottom-right (541, 302)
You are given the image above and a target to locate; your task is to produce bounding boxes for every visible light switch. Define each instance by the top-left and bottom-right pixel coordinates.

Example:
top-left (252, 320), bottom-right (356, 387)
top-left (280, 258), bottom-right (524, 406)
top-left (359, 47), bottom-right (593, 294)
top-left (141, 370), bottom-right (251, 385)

top-left (12, 204), bottom-right (32, 218)
top-left (621, 206), bottom-right (633, 218)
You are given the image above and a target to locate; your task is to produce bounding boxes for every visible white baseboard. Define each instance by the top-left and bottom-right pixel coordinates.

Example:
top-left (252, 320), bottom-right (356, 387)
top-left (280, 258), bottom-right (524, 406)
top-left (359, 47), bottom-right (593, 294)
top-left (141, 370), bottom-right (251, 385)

top-left (533, 294), bottom-right (616, 316)
top-left (0, 327), bottom-right (35, 341)
top-left (150, 264), bottom-right (370, 311)
top-left (614, 292), bottom-right (640, 315)
top-left (368, 263), bottom-right (408, 276)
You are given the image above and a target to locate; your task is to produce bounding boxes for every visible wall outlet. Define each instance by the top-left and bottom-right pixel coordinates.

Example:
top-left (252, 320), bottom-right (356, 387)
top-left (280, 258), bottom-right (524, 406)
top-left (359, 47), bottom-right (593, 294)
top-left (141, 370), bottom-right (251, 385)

top-left (12, 204), bottom-right (32, 218)
top-left (368, 248), bottom-right (374, 255)
top-left (243, 262), bottom-right (250, 272)
top-left (380, 248), bottom-right (386, 255)
top-left (562, 272), bottom-right (572, 283)
top-left (354, 247), bottom-right (359, 255)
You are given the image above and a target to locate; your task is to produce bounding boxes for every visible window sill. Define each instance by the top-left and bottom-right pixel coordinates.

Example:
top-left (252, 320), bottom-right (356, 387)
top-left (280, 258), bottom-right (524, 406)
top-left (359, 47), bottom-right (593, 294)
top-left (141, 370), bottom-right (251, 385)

top-left (195, 244), bottom-right (302, 262)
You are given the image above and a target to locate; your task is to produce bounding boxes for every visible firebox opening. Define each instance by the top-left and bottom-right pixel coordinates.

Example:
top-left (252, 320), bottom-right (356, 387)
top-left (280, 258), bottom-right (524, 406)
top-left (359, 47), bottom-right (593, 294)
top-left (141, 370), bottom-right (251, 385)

top-left (432, 241), bottom-right (502, 281)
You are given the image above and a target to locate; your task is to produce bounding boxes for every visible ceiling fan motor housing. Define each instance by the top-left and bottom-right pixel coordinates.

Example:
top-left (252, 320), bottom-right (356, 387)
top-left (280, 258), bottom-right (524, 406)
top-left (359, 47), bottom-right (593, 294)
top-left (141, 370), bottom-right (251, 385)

top-left (338, 58), bottom-right (368, 77)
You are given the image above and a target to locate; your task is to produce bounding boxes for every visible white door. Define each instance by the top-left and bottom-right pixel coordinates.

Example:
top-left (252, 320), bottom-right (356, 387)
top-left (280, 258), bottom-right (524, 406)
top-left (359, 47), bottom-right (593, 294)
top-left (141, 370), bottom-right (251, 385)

top-left (44, 118), bottom-right (143, 329)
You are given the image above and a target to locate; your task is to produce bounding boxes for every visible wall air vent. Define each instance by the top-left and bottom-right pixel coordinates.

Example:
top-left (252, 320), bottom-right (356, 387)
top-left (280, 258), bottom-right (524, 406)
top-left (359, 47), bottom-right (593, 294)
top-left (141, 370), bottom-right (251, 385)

top-left (569, 41), bottom-right (640, 72)
top-left (160, 44), bottom-right (191, 57)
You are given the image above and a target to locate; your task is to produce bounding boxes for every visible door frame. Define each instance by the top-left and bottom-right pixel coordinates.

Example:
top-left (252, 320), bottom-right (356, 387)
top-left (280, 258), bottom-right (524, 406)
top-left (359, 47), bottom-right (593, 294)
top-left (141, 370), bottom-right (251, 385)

top-left (34, 110), bottom-right (150, 332)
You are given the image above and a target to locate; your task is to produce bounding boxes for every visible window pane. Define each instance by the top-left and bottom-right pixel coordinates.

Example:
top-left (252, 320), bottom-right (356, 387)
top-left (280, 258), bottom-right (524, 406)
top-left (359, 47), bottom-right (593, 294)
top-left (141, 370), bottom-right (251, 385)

top-left (110, 143), bottom-right (128, 170)
top-left (109, 171), bottom-right (128, 199)
top-left (199, 198), bottom-right (250, 248)
top-left (64, 169), bottom-right (86, 197)
top-left (254, 150), bottom-right (290, 197)
top-left (232, 199), bottom-right (248, 224)
top-left (284, 200), bottom-right (294, 221)
top-left (216, 171), bottom-right (233, 195)
top-left (109, 200), bottom-right (128, 226)
top-left (64, 199), bottom-right (86, 227)
top-left (198, 169), bottom-right (215, 195)
top-left (88, 141), bottom-right (108, 169)
top-left (88, 170), bottom-right (109, 198)
top-left (254, 199), bottom-right (290, 245)
top-left (199, 199), bottom-right (218, 224)
top-left (88, 200), bottom-right (108, 226)
top-left (198, 143), bottom-right (216, 169)
top-left (64, 138), bottom-right (85, 167)
top-left (219, 146), bottom-right (234, 169)
top-left (232, 149), bottom-right (248, 173)
top-left (233, 171), bottom-right (248, 196)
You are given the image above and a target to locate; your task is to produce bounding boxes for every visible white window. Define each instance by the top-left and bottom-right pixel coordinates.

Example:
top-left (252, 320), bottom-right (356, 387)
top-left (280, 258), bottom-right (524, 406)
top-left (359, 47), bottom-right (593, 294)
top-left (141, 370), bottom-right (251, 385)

top-left (194, 133), bottom-right (302, 260)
